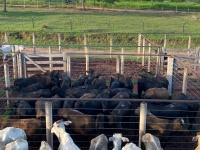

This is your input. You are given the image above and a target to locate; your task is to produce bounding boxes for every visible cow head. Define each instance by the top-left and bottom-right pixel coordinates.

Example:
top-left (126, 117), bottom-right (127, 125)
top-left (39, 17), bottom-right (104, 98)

top-left (172, 118), bottom-right (188, 133)
top-left (51, 120), bottom-right (72, 135)
top-left (109, 133), bottom-right (129, 150)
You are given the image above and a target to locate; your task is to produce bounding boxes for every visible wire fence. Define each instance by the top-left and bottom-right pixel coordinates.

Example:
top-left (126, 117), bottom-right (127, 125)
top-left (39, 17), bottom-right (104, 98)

top-left (0, 98), bottom-right (199, 150)
top-left (0, 32), bottom-right (200, 149)
top-left (1, 0), bottom-right (200, 12)
top-left (1, 31), bottom-right (200, 52)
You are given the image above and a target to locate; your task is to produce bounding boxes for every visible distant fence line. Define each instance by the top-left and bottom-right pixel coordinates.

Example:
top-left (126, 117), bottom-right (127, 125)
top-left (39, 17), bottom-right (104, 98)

top-left (2, 1), bottom-right (200, 13)
top-left (2, 49), bottom-right (199, 98)
top-left (0, 31), bottom-right (197, 54)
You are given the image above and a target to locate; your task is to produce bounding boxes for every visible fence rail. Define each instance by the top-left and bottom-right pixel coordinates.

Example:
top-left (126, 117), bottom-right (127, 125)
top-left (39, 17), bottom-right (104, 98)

top-left (0, 97), bottom-right (199, 150)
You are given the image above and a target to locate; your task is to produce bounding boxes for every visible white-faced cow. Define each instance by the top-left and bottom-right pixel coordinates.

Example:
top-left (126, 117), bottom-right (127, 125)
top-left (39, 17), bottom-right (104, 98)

top-left (109, 133), bottom-right (129, 150)
top-left (142, 133), bottom-right (163, 150)
top-left (0, 127), bottom-right (27, 145)
top-left (5, 138), bottom-right (29, 150)
top-left (89, 134), bottom-right (108, 150)
top-left (51, 120), bottom-right (80, 150)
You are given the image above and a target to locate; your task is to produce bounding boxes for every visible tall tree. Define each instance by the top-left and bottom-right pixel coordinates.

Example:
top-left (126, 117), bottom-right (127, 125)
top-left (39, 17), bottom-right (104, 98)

top-left (3, 0), bottom-right (7, 12)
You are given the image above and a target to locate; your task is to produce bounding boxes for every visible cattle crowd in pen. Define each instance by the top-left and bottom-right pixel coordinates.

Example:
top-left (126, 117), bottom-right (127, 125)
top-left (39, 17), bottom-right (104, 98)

top-left (0, 69), bottom-right (199, 149)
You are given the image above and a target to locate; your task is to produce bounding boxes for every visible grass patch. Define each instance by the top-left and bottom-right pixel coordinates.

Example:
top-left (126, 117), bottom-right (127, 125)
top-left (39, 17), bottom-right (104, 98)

top-left (0, 107), bottom-right (15, 119)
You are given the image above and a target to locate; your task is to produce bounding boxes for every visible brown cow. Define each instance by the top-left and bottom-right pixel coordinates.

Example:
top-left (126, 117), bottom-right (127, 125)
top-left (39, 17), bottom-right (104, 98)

top-left (57, 108), bottom-right (104, 134)
top-left (135, 108), bottom-right (188, 140)
top-left (144, 87), bottom-right (169, 99)
top-left (0, 118), bottom-right (45, 144)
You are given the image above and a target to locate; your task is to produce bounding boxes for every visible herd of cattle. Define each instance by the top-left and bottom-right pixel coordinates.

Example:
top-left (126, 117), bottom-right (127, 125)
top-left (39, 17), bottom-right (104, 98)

top-left (0, 69), bottom-right (199, 149)
top-left (0, 119), bottom-right (172, 150)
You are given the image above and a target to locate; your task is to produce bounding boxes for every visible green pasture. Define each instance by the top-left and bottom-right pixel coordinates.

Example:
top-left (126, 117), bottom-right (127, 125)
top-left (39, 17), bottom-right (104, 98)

top-left (0, 6), bottom-right (200, 49)
top-left (1, 0), bottom-right (200, 12)
top-left (0, 7), bottom-right (200, 33)
top-left (87, 1), bottom-right (200, 12)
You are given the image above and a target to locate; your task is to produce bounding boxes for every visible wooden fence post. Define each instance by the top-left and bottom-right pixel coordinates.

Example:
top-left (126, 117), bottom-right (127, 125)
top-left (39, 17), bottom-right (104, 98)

top-left (17, 52), bottom-right (26, 78)
top-left (58, 33), bottom-right (62, 54)
top-left (171, 58), bottom-right (178, 94)
top-left (142, 38), bottom-right (145, 66)
top-left (182, 67), bottom-right (188, 94)
top-left (12, 46), bottom-right (17, 78)
top-left (110, 34), bottom-right (113, 58)
top-left (67, 54), bottom-right (71, 77)
top-left (5, 32), bottom-right (9, 43)
top-left (160, 47), bottom-right (165, 75)
top-left (45, 101), bottom-right (53, 149)
top-left (148, 43), bottom-right (151, 72)
top-left (33, 32), bottom-right (36, 54)
top-left (121, 48), bottom-right (124, 74)
top-left (49, 46), bottom-right (53, 71)
top-left (4, 61), bottom-right (10, 106)
top-left (138, 102), bottom-right (147, 148)
top-left (84, 34), bottom-right (89, 74)
top-left (63, 52), bottom-right (67, 72)
top-left (116, 55), bottom-right (120, 73)
top-left (188, 35), bottom-right (191, 55)
top-left (21, 53), bottom-right (27, 78)
top-left (18, 53), bottom-right (22, 78)
top-left (156, 48), bottom-right (160, 75)
top-left (166, 57), bottom-right (174, 97)
top-left (163, 34), bottom-right (167, 52)
top-left (137, 33), bottom-right (142, 59)
top-left (194, 48), bottom-right (200, 71)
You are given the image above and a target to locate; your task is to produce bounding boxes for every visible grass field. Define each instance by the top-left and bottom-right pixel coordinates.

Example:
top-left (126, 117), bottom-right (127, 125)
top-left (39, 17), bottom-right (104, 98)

top-left (1, 0), bottom-right (200, 12)
top-left (0, 7), bottom-right (200, 34)
top-left (0, 5), bottom-right (200, 49)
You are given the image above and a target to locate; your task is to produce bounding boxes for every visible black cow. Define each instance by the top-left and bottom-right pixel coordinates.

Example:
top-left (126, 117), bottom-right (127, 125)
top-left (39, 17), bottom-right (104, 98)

top-left (72, 74), bottom-right (88, 87)
top-left (74, 92), bottom-right (103, 115)
top-left (91, 76), bottom-right (107, 90)
top-left (107, 101), bottom-right (132, 128)
top-left (14, 78), bottom-right (38, 91)
top-left (102, 91), bottom-right (130, 114)
top-left (109, 73), bottom-right (133, 90)
top-left (16, 100), bottom-right (35, 119)
top-left (35, 94), bottom-right (62, 120)
top-left (63, 94), bottom-right (76, 108)
top-left (137, 74), bottom-right (169, 99)
top-left (174, 93), bottom-right (199, 129)
top-left (147, 102), bottom-right (189, 119)
top-left (146, 98), bottom-right (198, 130)
top-left (20, 82), bottom-right (46, 92)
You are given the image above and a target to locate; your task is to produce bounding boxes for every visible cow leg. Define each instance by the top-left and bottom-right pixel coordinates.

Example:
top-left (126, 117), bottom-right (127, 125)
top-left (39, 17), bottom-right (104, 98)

top-left (96, 113), bottom-right (104, 131)
top-left (137, 81), bottom-right (144, 99)
top-left (114, 115), bottom-right (122, 128)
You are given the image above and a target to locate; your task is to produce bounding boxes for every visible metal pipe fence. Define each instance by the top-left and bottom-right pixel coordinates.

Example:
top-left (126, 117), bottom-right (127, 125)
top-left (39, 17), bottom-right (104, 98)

top-left (0, 97), bottom-right (199, 150)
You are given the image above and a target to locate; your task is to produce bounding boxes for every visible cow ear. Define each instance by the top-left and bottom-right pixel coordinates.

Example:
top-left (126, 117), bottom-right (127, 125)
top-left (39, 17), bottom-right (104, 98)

top-left (64, 120), bottom-right (72, 126)
top-left (109, 137), bottom-right (114, 142)
top-left (192, 136), bottom-right (198, 141)
top-left (51, 127), bottom-right (55, 133)
top-left (122, 137), bottom-right (129, 142)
